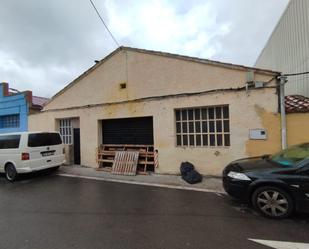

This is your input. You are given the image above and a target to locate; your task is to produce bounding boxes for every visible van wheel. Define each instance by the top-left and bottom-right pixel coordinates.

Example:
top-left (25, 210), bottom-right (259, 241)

top-left (5, 164), bottom-right (18, 182)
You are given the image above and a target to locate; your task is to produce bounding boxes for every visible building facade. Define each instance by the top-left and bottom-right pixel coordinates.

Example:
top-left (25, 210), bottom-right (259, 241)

top-left (255, 0), bottom-right (309, 97)
top-left (29, 47), bottom-right (282, 175)
top-left (0, 82), bottom-right (49, 133)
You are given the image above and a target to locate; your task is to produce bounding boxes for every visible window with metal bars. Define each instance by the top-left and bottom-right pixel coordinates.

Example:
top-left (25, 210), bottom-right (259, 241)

top-left (175, 106), bottom-right (230, 147)
top-left (0, 114), bottom-right (20, 128)
top-left (59, 119), bottom-right (72, 144)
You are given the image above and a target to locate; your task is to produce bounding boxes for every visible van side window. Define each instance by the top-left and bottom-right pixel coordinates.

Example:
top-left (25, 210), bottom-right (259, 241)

top-left (28, 133), bottom-right (62, 147)
top-left (0, 135), bottom-right (21, 149)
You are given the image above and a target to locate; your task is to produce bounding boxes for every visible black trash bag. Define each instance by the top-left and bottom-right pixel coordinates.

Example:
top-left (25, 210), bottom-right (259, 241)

top-left (180, 161), bottom-right (202, 184)
top-left (180, 161), bottom-right (195, 175)
top-left (182, 169), bottom-right (203, 184)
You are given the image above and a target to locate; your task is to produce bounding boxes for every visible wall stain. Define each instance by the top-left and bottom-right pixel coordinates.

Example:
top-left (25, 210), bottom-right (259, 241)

top-left (245, 105), bottom-right (281, 156)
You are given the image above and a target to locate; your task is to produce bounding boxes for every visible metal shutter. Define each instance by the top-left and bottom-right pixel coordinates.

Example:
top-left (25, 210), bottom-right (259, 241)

top-left (102, 117), bottom-right (154, 145)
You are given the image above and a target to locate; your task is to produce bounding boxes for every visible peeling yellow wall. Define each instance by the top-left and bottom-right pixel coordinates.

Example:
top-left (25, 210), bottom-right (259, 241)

top-left (287, 113), bottom-right (309, 146)
top-left (246, 105), bottom-right (281, 156)
top-left (245, 111), bottom-right (309, 157)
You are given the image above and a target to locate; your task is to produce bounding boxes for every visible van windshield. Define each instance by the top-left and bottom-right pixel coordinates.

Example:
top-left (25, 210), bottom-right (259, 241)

top-left (28, 133), bottom-right (62, 147)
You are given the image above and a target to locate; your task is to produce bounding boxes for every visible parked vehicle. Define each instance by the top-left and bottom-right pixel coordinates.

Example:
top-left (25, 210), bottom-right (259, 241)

top-left (0, 132), bottom-right (65, 181)
top-left (223, 143), bottom-right (309, 219)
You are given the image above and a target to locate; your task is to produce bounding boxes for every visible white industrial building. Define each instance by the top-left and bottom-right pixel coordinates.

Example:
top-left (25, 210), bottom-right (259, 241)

top-left (255, 0), bottom-right (309, 97)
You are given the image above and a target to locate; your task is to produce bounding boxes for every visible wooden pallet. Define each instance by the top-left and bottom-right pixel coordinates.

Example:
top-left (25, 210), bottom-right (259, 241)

top-left (96, 144), bottom-right (155, 173)
top-left (111, 151), bottom-right (139, 175)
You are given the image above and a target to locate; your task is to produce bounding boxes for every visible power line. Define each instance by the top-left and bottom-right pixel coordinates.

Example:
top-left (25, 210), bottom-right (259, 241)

top-left (89, 0), bottom-right (120, 47)
top-left (282, 71), bottom-right (309, 77)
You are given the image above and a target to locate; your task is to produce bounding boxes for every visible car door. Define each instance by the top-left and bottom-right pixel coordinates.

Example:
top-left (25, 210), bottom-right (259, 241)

top-left (296, 164), bottom-right (309, 212)
top-left (298, 165), bottom-right (309, 197)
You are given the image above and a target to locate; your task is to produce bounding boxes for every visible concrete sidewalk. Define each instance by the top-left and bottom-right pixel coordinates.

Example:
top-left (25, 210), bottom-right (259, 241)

top-left (58, 165), bottom-right (225, 193)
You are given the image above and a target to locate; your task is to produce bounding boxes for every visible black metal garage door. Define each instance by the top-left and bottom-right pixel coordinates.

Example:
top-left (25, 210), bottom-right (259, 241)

top-left (102, 117), bottom-right (154, 145)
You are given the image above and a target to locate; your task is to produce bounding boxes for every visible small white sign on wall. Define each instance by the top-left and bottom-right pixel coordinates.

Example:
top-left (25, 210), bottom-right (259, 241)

top-left (249, 129), bottom-right (267, 140)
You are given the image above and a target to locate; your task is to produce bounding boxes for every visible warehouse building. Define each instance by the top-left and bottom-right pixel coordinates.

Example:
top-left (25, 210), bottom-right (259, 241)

top-left (255, 0), bottom-right (309, 97)
top-left (29, 47), bottom-right (283, 175)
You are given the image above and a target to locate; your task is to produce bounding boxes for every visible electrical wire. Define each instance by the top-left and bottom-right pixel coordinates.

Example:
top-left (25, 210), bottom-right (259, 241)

top-left (282, 71), bottom-right (309, 77)
top-left (42, 84), bottom-right (275, 113)
top-left (89, 0), bottom-right (120, 47)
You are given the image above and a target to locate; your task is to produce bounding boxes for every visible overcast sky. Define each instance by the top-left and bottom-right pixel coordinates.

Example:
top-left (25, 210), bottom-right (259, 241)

top-left (0, 0), bottom-right (289, 97)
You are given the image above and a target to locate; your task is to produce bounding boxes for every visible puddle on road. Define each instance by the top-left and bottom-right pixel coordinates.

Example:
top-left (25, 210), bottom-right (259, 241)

top-left (225, 197), bottom-right (309, 222)
top-left (228, 199), bottom-right (257, 215)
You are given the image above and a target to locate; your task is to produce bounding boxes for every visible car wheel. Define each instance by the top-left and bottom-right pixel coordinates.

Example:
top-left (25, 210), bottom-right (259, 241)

top-left (252, 186), bottom-right (293, 219)
top-left (5, 163), bottom-right (18, 182)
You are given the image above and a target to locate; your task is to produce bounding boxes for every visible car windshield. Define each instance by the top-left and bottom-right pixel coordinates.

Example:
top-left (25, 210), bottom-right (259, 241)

top-left (270, 143), bottom-right (309, 167)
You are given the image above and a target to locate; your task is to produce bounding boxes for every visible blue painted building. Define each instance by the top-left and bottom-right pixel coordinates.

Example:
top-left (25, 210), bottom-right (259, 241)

top-left (0, 83), bottom-right (48, 133)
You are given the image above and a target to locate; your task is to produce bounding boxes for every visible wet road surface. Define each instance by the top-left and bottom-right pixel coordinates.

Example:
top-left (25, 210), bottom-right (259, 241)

top-left (0, 170), bottom-right (308, 249)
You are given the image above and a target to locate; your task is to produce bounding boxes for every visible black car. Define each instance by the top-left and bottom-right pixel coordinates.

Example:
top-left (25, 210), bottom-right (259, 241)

top-left (223, 143), bottom-right (309, 219)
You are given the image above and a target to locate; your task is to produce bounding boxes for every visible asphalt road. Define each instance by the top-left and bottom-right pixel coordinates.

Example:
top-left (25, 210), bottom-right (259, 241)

top-left (0, 170), bottom-right (308, 249)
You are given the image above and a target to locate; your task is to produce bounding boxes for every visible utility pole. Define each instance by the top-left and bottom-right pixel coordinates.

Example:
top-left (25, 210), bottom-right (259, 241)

top-left (279, 75), bottom-right (288, 149)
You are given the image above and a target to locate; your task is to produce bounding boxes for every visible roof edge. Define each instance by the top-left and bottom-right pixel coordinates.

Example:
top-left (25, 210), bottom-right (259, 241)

top-left (43, 46), bottom-right (123, 108)
top-left (45, 46), bottom-right (280, 108)
top-left (123, 46), bottom-right (280, 75)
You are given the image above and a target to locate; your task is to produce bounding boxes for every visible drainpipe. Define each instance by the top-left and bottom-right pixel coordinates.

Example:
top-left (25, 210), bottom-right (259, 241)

top-left (279, 75), bottom-right (288, 149)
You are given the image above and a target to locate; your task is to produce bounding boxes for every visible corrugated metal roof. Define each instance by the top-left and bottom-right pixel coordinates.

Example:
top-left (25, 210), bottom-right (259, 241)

top-left (285, 95), bottom-right (309, 113)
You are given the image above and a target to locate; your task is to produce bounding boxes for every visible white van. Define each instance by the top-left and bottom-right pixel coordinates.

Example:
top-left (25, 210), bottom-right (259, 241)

top-left (0, 131), bottom-right (65, 181)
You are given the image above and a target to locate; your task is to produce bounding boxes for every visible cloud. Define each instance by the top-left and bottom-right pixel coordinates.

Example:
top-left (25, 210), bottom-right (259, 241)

top-left (0, 0), bottom-right (116, 96)
top-left (0, 0), bottom-right (289, 97)
top-left (105, 0), bottom-right (232, 58)
top-left (209, 0), bottom-right (290, 65)
top-left (0, 50), bottom-right (74, 96)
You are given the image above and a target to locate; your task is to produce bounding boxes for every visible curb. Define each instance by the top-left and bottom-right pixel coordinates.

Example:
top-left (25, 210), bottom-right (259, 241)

top-left (57, 173), bottom-right (226, 195)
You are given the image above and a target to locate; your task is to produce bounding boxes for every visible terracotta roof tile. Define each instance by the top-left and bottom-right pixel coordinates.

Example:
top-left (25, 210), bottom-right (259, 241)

top-left (285, 95), bottom-right (309, 113)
